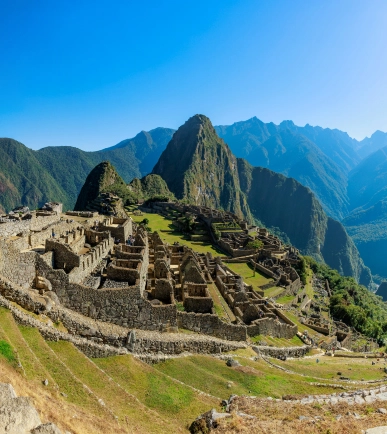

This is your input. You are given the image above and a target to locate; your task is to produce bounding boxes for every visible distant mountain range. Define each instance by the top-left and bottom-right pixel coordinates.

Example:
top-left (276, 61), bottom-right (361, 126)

top-left (1, 116), bottom-right (387, 281)
top-left (0, 128), bottom-right (174, 213)
top-left (214, 118), bottom-right (387, 280)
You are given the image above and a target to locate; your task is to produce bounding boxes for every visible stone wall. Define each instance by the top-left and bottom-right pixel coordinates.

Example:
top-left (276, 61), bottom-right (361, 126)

top-left (0, 278), bottom-right (246, 357)
top-left (252, 344), bottom-right (310, 358)
top-left (249, 259), bottom-right (276, 278)
top-left (0, 212), bottom-right (60, 239)
top-left (45, 235), bottom-right (114, 284)
top-left (66, 211), bottom-right (99, 217)
top-left (99, 217), bottom-right (132, 241)
top-left (36, 252), bottom-right (177, 331)
top-left (115, 245), bottom-right (145, 260)
top-left (153, 279), bottom-right (174, 304)
top-left (0, 239), bottom-right (36, 288)
top-left (183, 283), bottom-right (213, 313)
top-left (177, 311), bottom-right (247, 341)
top-left (247, 316), bottom-right (297, 339)
top-left (217, 239), bottom-right (255, 257)
top-left (29, 220), bottom-right (79, 248)
top-left (106, 259), bottom-right (142, 284)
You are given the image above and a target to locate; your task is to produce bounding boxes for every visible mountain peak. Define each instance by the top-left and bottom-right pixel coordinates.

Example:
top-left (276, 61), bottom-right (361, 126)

top-left (152, 115), bottom-right (249, 218)
top-left (74, 160), bottom-right (127, 211)
top-left (279, 120), bottom-right (296, 130)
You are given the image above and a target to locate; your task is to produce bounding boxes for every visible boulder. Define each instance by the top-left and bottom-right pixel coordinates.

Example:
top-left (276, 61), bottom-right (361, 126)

top-left (45, 291), bottom-right (60, 305)
top-left (35, 276), bottom-right (52, 292)
top-left (0, 383), bottom-right (17, 405)
top-left (0, 396), bottom-right (41, 434)
top-left (365, 427), bottom-right (387, 434)
top-left (189, 409), bottom-right (231, 433)
top-left (226, 359), bottom-right (240, 367)
top-left (31, 423), bottom-right (63, 434)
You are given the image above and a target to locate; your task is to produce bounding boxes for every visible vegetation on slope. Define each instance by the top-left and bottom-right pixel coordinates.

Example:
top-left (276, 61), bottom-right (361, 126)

top-left (74, 161), bottom-right (133, 211)
top-left (238, 162), bottom-right (371, 286)
top-left (127, 174), bottom-right (176, 204)
top-left (306, 257), bottom-right (387, 342)
top-left (0, 128), bottom-right (174, 212)
top-left (0, 138), bottom-right (69, 213)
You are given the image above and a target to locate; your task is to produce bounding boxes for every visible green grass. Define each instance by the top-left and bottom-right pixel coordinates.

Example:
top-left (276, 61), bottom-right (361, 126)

top-left (276, 294), bottom-right (296, 304)
top-left (131, 212), bottom-right (222, 255)
top-left (154, 355), bottom-right (340, 398)
top-left (263, 286), bottom-right (284, 298)
top-left (93, 354), bottom-right (217, 428)
top-left (273, 355), bottom-right (387, 382)
top-left (304, 267), bottom-right (314, 299)
top-left (207, 283), bottom-right (235, 321)
top-left (48, 341), bottom-right (178, 433)
top-left (0, 340), bottom-right (16, 364)
top-left (0, 309), bottom-right (56, 384)
top-left (19, 326), bottom-right (105, 414)
top-left (226, 262), bottom-right (273, 288)
top-left (285, 311), bottom-right (324, 341)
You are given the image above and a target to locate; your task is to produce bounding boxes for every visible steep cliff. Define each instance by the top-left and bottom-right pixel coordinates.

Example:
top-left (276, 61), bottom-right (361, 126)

top-left (152, 115), bottom-right (251, 220)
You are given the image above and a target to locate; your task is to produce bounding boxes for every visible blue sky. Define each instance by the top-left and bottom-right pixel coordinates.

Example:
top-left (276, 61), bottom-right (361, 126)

top-left (1, 0), bottom-right (387, 150)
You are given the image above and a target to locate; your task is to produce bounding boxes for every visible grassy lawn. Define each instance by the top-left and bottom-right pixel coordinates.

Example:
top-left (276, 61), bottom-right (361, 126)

top-left (304, 267), bottom-right (314, 299)
top-left (226, 262), bottom-right (273, 288)
top-left (274, 355), bottom-right (387, 382)
top-left (93, 354), bottom-right (217, 428)
top-left (285, 312), bottom-right (324, 341)
top-left (49, 341), bottom-right (177, 433)
top-left (276, 294), bottom-right (296, 304)
top-left (0, 309), bottom-right (56, 386)
top-left (131, 212), bottom-right (222, 256)
top-left (207, 283), bottom-right (236, 321)
top-left (263, 286), bottom-right (284, 298)
top-left (20, 326), bottom-right (106, 416)
top-left (154, 355), bottom-right (340, 398)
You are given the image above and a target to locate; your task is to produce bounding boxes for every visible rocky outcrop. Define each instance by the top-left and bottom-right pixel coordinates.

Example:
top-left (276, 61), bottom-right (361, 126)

top-left (0, 383), bottom-right (62, 434)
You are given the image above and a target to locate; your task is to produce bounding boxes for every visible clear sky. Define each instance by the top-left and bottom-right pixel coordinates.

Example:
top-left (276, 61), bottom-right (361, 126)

top-left (1, 0), bottom-right (387, 151)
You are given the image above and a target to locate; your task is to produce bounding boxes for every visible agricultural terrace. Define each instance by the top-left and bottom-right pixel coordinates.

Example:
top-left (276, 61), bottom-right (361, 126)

top-left (130, 211), bottom-right (222, 256)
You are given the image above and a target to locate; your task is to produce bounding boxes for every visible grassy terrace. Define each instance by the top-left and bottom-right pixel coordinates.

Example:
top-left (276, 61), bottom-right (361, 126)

top-left (130, 212), bottom-right (222, 256)
top-left (273, 354), bottom-right (387, 382)
top-left (207, 283), bottom-right (236, 321)
top-left (226, 262), bottom-right (273, 288)
top-left (263, 286), bottom-right (285, 298)
top-left (153, 355), bottom-right (342, 398)
top-left (93, 354), bottom-right (217, 428)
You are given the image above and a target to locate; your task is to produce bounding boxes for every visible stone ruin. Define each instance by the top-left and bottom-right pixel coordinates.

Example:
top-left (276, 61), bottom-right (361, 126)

top-left (0, 201), bottom-right (301, 360)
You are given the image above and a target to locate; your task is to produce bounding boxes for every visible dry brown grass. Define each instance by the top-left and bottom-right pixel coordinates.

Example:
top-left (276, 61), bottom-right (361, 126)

top-left (215, 396), bottom-right (387, 434)
top-left (0, 359), bottom-right (129, 434)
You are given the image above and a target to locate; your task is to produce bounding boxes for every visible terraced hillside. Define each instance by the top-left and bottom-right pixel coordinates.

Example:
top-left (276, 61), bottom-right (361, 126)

top-left (2, 306), bottom-right (387, 434)
top-left (0, 307), bottom-right (217, 433)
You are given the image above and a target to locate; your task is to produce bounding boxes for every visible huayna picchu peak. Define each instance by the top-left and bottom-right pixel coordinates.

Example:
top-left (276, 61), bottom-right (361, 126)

top-left (153, 114), bottom-right (252, 221)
